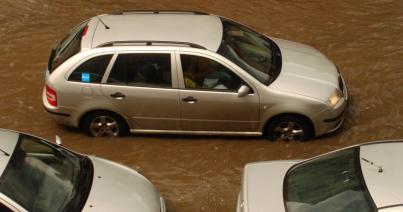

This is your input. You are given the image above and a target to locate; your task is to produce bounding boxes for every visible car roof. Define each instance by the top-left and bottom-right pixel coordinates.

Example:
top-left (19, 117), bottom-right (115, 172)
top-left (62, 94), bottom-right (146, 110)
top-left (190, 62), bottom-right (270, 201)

top-left (88, 12), bottom-right (224, 52)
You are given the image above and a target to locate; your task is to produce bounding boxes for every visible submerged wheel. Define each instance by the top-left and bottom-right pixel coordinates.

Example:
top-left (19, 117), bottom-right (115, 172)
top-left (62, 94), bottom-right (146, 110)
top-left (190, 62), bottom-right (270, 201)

top-left (83, 112), bottom-right (129, 137)
top-left (266, 116), bottom-right (312, 142)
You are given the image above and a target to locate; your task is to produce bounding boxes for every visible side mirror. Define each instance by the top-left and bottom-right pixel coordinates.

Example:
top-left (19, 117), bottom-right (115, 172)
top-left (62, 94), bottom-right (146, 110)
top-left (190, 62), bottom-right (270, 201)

top-left (55, 135), bottom-right (62, 146)
top-left (238, 85), bottom-right (250, 97)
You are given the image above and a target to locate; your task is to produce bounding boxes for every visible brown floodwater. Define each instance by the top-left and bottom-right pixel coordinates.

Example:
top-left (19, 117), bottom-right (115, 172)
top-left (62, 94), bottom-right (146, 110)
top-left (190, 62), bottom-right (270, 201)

top-left (0, 0), bottom-right (402, 211)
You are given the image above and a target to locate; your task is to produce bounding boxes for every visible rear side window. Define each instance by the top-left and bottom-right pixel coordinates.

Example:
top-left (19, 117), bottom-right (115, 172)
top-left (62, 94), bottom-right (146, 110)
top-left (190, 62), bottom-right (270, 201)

top-left (68, 54), bottom-right (113, 83)
top-left (107, 53), bottom-right (171, 88)
top-left (49, 20), bottom-right (89, 72)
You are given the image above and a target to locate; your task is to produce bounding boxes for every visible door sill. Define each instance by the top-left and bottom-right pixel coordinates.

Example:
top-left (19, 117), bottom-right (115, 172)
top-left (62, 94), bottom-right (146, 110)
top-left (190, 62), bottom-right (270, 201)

top-left (131, 129), bottom-right (262, 136)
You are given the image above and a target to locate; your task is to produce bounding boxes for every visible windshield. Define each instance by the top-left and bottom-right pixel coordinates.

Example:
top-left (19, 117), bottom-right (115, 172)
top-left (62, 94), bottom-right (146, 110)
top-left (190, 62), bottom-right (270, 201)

top-left (0, 134), bottom-right (93, 212)
top-left (48, 20), bottom-right (89, 72)
top-left (284, 147), bottom-right (376, 212)
top-left (218, 18), bottom-right (282, 85)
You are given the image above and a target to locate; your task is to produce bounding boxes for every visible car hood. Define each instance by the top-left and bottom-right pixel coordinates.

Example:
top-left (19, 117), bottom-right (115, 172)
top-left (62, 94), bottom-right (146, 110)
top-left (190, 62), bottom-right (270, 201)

top-left (242, 160), bottom-right (299, 212)
top-left (360, 142), bottom-right (403, 209)
top-left (269, 37), bottom-right (339, 102)
top-left (83, 156), bottom-right (162, 212)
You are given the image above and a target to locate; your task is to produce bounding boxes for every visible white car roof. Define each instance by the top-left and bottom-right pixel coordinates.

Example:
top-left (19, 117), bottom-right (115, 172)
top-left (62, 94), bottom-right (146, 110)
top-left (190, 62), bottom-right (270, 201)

top-left (360, 141), bottom-right (403, 209)
top-left (0, 130), bottom-right (19, 176)
top-left (88, 13), bottom-right (223, 52)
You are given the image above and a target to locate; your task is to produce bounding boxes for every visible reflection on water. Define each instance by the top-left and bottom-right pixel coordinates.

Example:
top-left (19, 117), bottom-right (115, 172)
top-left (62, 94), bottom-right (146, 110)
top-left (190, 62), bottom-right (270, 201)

top-left (0, 0), bottom-right (402, 211)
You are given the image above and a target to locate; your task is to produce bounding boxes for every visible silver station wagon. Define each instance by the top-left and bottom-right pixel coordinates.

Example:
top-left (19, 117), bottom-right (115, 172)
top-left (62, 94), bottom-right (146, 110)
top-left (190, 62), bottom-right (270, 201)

top-left (43, 11), bottom-right (348, 141)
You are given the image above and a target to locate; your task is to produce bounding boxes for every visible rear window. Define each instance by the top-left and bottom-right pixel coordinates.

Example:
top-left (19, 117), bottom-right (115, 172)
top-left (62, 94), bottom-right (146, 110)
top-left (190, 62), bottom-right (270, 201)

top-left (48, 20), bottom-right (89, 72)
top-left (68, 54), bottom-right (113, 83)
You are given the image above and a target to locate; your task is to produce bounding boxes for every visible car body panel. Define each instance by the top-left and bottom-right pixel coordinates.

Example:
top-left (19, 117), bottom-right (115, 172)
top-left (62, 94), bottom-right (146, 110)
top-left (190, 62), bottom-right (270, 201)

top-left (83, 156), bottom-right (162, 212)
top-left (270, 38), bottom-right (339, 102)
top-left (0, 131), bottom-right (19, 175)
top-left (240, 160), bottom-right (299, 212)
top-left (360, 142), bottom-right (403, 209)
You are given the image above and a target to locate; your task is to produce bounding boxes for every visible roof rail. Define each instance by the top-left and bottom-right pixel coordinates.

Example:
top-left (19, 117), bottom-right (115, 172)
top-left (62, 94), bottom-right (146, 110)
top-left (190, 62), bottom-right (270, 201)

top-left (97, 40), bottom-right (207, 50)
top-left (110, 10), bottom-right (208, 15)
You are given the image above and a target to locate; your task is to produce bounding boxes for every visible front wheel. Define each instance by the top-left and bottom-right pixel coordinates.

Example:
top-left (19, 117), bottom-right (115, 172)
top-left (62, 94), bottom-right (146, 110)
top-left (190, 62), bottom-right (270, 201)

top-left (82, 112), bottom-right (129, 137)
top-left (265, 116), bottom-right (312, 142)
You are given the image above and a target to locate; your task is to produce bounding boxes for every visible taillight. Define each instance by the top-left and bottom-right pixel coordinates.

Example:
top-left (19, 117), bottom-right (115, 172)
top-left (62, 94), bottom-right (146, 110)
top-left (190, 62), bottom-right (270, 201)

top-left (46, 85), bottom-right (57, 107)
top-left (82, 25), bottom-right (89, 37)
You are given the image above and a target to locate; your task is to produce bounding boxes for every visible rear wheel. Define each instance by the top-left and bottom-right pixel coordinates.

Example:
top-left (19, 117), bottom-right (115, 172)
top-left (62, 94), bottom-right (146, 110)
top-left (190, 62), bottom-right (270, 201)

top-left (265, 116), bottom-right (312, 142)
top-left (82, 112), bottom-right (129, 137)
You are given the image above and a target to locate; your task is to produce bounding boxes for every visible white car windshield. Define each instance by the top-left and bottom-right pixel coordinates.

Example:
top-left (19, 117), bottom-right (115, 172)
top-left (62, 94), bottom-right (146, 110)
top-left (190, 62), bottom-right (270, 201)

top-left (284, 147), bottom-right (376, 212)
top-left (218, 18), bottom-right (282, 85)
top-left (0, 134), bottom-right (92, 212)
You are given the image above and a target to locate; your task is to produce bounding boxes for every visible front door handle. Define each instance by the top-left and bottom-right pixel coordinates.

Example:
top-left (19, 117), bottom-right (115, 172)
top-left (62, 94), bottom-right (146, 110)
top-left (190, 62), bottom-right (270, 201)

top-left (182, 96), bottom-right (197, 103)
top-left (110, 92), bottom-right (125, 100)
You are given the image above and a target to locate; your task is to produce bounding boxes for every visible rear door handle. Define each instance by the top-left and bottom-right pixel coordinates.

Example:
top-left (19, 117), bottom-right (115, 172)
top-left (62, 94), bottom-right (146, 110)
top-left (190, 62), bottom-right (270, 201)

top-left (182, 96), bottom-right (197, 103)
top-left (110, 92), bottom-right (125, 100)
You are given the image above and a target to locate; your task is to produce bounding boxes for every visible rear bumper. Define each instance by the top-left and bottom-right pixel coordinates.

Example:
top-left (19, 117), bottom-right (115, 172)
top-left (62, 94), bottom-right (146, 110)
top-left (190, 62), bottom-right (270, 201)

top-left (42, 88), bottom-right (79, 127)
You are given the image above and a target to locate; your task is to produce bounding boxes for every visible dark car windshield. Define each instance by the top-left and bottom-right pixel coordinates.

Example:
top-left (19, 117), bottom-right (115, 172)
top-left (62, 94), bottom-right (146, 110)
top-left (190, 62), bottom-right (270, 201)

top-left (0, 134), bottom-right (93, 212)
top-left (284, 147), bottom-right (376, 212)
top-left (217, 18), bottom-right (282, 85)
top-left (48, 20), bottom-right (89, 72)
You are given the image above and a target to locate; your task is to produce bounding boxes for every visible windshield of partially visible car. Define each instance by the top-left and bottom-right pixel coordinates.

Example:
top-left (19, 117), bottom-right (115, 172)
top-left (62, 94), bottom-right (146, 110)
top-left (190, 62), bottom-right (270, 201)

top-left (0, 134), bottom-right (92, 212)
top-left (48, 19), bottom-right (89, 72)
top-left (218, 18), bottom-right (282, 85)
top-left (284, 147), bottom-right (376, 212)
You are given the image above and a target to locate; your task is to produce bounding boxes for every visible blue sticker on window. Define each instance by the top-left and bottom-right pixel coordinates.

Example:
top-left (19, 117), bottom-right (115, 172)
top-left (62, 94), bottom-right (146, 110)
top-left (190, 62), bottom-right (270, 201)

top-left (82, 73), bottom-right (90, 82)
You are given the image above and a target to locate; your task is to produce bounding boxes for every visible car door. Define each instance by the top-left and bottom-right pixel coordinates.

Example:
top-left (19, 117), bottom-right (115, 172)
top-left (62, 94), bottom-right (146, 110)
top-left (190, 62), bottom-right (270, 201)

top-left (177, 52), bottom-right (260, 132)
top-left (100, 51), bottom-right (181, 131)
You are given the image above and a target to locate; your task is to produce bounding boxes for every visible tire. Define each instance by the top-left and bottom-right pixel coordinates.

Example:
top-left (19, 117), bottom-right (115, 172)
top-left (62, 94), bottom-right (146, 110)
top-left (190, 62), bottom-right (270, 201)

top-left (82, 111), bottom-right (129, 137)
top-left (265, 116), bottom-right (313, 142)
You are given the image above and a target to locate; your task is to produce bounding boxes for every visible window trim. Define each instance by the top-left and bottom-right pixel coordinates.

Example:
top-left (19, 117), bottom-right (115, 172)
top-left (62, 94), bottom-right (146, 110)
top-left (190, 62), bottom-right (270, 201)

top-left (102, 50), bottom-right (177, 89)
top-left (175, 51), bottom-right (256, 94)
top-left (0, 193), bottom-right (25, 212)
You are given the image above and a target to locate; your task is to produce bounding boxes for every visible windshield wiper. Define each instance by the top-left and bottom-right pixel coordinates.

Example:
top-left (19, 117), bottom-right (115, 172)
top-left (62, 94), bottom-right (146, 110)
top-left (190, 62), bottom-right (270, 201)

top-left (0, 148), bottom-right (9, 156)
top-left (361, 157), bottom-right (383, 173)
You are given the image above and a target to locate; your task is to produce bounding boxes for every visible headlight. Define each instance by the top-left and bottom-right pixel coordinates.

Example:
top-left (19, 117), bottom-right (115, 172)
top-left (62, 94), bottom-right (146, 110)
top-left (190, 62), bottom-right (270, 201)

top-left (328, 89), bottom-right (342, 107)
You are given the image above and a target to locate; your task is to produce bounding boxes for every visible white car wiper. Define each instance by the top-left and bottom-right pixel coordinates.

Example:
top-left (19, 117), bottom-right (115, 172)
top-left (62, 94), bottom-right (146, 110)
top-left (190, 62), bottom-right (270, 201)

top-left (361, 157), bottom-right (383, 173)
top-left (0, 148), bottom-right (9, 156)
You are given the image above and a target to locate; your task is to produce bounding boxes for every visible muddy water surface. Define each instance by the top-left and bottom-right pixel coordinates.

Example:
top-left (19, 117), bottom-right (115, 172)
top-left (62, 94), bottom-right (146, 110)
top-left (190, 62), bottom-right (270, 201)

top-left (0, 0), bottom-right (402, 211)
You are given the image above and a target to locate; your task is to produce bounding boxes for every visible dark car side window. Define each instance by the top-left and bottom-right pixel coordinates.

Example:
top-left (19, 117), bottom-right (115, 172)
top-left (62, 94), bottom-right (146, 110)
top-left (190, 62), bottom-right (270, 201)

top-left (180, 54), bottom-right (244, 92)
top-left (107, 53), bottom-right (171, 88)
top-left (68, 54), bottom-right (113, 83)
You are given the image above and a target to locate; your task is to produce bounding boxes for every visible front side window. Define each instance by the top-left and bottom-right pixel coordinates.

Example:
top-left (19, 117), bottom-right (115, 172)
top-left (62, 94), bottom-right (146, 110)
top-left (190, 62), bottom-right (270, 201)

top-left (68, 54), bottom-right (113, 83)
top-left (218, 18), bottom-right (282, 85)
top-left (284, 148), bottom-right (376, 212)
top-left (0, 134), bottom-right (92, 212)
top-left (107, 53), bottom-right (171, 88)
top-left (181, 54), bottom-right (243, 91)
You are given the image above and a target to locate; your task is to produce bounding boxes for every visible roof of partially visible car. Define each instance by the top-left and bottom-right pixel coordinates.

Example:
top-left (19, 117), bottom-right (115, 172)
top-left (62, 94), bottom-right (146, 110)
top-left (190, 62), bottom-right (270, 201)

top-left (90, 13), bottom-right (223, 52)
